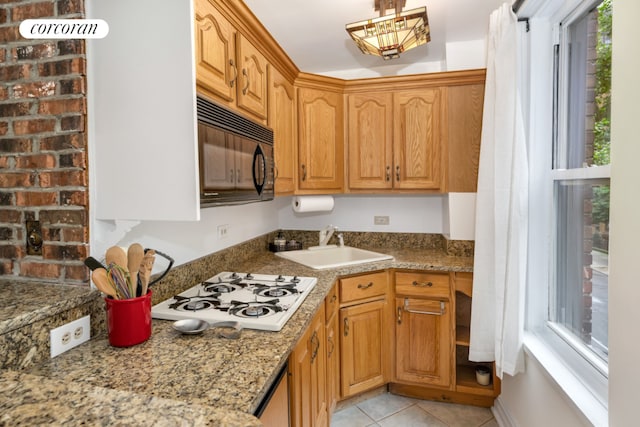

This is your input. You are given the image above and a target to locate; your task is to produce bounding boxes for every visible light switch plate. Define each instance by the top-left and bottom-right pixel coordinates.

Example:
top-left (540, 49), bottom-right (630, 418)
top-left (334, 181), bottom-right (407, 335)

top-left (50, 315), bottom-right (90, 358)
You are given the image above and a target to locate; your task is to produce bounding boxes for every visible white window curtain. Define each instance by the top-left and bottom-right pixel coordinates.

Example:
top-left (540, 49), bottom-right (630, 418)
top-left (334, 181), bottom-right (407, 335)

top-left (469, 2), bottom-right (528, 379)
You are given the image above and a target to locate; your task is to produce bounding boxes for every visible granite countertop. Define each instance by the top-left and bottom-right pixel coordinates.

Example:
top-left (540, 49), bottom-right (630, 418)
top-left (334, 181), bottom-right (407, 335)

top-left (0, 281), bottom-right (96, 335)
top-left (6, 246), bottom-right (471, 426)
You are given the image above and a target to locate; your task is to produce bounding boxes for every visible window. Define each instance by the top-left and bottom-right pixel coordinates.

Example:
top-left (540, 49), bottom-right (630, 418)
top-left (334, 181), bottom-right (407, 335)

top-left (528, 0), bottom-right (612, 409)
top-left (552, 0), bottom-right (611, 367)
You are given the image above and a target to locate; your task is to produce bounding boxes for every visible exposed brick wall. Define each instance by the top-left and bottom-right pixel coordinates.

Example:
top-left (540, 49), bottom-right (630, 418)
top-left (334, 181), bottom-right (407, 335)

top-left (0, 0), bottom-right (89, 285)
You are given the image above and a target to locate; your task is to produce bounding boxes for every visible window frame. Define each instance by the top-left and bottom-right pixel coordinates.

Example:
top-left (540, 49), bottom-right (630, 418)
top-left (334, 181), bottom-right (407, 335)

top-left (524, 0), bottom-right (610, 415)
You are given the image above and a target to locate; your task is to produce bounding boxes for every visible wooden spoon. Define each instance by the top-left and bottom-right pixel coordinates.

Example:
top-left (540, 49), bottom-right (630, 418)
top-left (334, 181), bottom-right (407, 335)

top-left (127, 243), bottom-right (144, 296)
top-left (139, 249), bottom-right (156, 296)
top-left (92, 268), bottom-right (118, 299)
top-left (105, 246), bottom-right (128, 270)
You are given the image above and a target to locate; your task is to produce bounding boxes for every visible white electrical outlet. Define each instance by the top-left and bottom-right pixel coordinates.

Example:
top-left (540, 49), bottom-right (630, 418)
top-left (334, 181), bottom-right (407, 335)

top-left (50, 315), bottom-right (90, 358)
top-left (374, 215), bottom-right (390, 225)
top-left (217, 224), bottom-right (229, 239)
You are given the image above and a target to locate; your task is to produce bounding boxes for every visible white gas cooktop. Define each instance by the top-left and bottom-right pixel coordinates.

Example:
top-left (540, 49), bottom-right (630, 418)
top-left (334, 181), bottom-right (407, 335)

top-left (152, 271), bottom-right (318, 332)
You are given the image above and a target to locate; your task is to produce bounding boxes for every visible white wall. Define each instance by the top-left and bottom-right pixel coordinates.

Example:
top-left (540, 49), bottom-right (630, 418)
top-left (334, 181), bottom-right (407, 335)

top-left (607, 0), bottom-right (640, 424)
top-left (276, 195), bottom-right (444, 233)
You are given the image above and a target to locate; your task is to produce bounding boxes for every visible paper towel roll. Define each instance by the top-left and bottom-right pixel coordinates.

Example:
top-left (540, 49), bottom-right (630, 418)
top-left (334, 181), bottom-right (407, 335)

top-left (292, 195), bottom-right (334, 213)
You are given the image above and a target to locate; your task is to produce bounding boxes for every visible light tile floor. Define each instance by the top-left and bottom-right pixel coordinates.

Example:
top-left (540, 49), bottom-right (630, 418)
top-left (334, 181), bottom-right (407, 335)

top-left (330, 392), bottom-right (497, 427)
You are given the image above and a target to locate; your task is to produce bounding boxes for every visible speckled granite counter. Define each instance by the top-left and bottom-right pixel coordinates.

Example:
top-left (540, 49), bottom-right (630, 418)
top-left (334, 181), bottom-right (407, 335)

top-left (0, 370), bottom-right (260, 426)
top-left (3, 233), bottom-right (473, 426)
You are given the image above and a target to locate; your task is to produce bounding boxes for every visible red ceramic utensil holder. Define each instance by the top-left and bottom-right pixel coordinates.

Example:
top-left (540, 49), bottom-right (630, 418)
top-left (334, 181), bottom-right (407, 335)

top-left (105, 291), bottom-right (152, 347)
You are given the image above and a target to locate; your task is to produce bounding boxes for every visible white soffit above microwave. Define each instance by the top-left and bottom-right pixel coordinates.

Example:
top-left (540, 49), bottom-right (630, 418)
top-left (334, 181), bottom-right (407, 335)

top-left (243, 0), bottom-right (507, 77)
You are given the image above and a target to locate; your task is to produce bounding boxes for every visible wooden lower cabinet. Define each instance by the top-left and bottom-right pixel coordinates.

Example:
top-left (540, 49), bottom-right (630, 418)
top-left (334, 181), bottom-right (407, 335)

top-left (289, 303), bottom-right (327, 427)
top-left (395, 297), bottom-right (452, 387)
top-left (325, 301), bottom-right (340, 415)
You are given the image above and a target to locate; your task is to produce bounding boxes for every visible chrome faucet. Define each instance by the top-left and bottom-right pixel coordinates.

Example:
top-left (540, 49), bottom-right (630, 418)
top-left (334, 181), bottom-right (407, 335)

top-left (319, 225), bottom-right (338, 246)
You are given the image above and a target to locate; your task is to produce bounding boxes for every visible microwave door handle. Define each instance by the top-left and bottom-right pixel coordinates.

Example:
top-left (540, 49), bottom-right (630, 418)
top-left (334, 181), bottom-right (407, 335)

top-left (253, 145), bottom-right (266, 194)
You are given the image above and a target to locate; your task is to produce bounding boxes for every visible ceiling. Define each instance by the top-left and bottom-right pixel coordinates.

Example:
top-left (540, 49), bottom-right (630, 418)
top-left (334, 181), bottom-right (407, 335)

top-left (243, 0), bottom-right (507, 78)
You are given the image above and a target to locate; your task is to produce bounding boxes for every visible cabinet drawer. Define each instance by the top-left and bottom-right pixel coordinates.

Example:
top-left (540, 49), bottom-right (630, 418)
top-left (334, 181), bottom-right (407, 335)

top-left (340, 272), bottom-right (388, 304)
top-left (395, 271), bottom-right (450, 299)
top-left (325, 282), bottom-right (339, 320)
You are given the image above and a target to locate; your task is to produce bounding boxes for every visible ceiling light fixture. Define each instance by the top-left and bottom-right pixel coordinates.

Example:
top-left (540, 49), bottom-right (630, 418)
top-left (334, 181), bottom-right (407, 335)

top-left (345, 0), bottom-right (430, 60)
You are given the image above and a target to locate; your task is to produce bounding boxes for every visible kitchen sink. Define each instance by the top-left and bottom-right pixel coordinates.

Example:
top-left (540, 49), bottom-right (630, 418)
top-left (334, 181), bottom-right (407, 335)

top-left (275, 245), bottom-right (393, 270)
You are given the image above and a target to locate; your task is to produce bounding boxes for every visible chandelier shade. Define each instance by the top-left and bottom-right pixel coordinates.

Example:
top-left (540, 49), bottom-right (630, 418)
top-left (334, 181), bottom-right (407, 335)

top-left (345, 6), bottom-right (430, 60)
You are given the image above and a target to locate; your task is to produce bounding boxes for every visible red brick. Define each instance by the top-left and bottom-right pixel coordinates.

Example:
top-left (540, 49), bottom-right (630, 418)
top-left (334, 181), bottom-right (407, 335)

top-left (60, 190), bottom-right (87, 206)
top-left (40, 133), bottom-right (83, 150)
top-left (58, 0), bottom-right (84, 15)
top-left (42, 227), bottom-right (61, 241)
top-left (0, 157), bottom-right (8, 168)
top-left (19, 261), bottom-right (62, 279)
top-left (0, 226), bottom-right (12, 240)
top-left (39, 209), bottom-right (85, 225)
top-left (13, 118), bottom-right (55, 135)
top-left (15, 191), bottom-right (58, 206)
top-left (38, 58), bottom-right (85, 77)
top-left (0, 26), bottom-right (22, 44)
top-left (0, 208), bottom-right (20, 222)
top-left (0, 122), bottom-right (7, 135)
top-left (0, 244), bottom-right (18, 259)
top-left (0, 47), bottom-right (5, 62)
top-left (0, 86), bottom-right (7, 100)
top-left (14, 42), bottom-right (56, 60)
top-left (39, 170), bottom-right (86, 187)
top-left (59, 152), bottom-right (85, 168)
top-left (0, 101), bottom-right (32, 117)
top-left (0, 9), bottom-right (6, 25)
top-left (0, 138), bottom-right (31, 153)
top-left (65, 264), bottom-right (89, 281)
top-left (59, 78), bottom-right (85, 95)
top-left (57, 40), bottom-right (84, 55)
top-left (62, 226), bottom-right (87, 242)
top-left (60, 115), bottom-right (83, 131)
top-left (43, 244), bottom-right (88, 261)
top-left (0, 191), bottom-right (13, 205)
top-left (38, 97), bottom-right (85, 115)
top-left (12, 81), bottom-right (57, 98)
top-left (0, 172), bottom-right (35, 187)
top-left (15, 153), bottom-right (56, 169)
top-left (11, 2), bottom-right (55, 21)
top-left (0, 64), bottom-right (31, 81)
top-left (0, 260), bottom-right (13, 275)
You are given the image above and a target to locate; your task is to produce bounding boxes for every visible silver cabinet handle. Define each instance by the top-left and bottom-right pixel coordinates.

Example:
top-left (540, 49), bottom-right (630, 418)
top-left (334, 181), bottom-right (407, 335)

top-left (403, 298), bottom-right (445, 316)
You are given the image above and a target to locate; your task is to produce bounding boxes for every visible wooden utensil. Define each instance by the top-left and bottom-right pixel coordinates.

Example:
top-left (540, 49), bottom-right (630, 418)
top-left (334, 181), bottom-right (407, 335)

top-left (127, 243), bottom-right (144, 296)
top-left (139, 249), bottom-right (156, 296)
top-left (105, 246), bottom-right (128, 270)
top-left (92, 268), bottom-right (118, 299)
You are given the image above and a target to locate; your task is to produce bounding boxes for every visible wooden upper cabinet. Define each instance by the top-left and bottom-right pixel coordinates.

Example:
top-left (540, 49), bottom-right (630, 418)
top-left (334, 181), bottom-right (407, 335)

top-left (269, 68), bottom-right (296, 194)
top-left (447, 83), bottom-right (484, 192)
top-left (194, 0), bottom-right (236, 103)
top-left (236, 34), bottom-right (268, 120)
top-left (297, 87), bottom-right (344, 192)
top-left (194, 0), bottom-right (268, 123)
top-left (347, 93), bottom-right (394, 190)
top-left (393, 88), bottom-right (443, 190)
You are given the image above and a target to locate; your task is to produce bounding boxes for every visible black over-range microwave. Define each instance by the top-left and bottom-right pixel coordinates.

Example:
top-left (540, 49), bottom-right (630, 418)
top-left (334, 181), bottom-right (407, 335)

top-left (196, 96), bottom-right (274, 207)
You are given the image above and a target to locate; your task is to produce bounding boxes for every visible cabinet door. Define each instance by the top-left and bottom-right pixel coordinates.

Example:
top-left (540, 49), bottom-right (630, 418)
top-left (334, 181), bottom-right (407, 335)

top-left (395, 297), bottom-right (452, 388)
top-left (447, 84), bottom-right (484, 192)
top-left (326, 310), bottom-right (339, 416)
top-left (393, 89), bottom-right (443, 190)
top-left (347, 92), bottom-right (393, 190)
top-left (297, 87), bottom-right (344, 192)
top-left (269, 68), bottom-right (296, 194)
top-left (289, 307), bottom-right (327, 427)
top-left (339, 300), bottom-right (389, 397)
top-left (236, 34), bottom-right (269, 121)
top-left (194, 0), bottom-right (236, 104)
